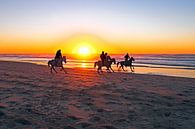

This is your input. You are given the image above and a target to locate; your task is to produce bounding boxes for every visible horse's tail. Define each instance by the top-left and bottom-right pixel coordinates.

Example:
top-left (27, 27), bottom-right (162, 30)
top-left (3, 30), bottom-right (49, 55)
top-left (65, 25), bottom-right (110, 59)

top-left (48, 61), bottom-right (51, 67)
top-left (117, 62), bottom-right (120, 67)
top-left (94, 62), bottom-right (97, 68)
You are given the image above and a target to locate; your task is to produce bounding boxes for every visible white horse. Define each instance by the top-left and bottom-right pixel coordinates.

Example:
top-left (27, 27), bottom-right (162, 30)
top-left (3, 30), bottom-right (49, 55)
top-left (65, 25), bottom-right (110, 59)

top-left (48, 56), bottom-right (67, 73)
top-left (94, 58), bottom-right (116, 73)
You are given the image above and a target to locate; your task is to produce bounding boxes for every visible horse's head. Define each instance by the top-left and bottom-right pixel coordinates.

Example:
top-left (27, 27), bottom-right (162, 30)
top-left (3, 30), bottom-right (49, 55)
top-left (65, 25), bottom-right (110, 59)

top-left (62, 56), bottom-right (66, 63)
top-left (131, 57), bottom-right (135, 61)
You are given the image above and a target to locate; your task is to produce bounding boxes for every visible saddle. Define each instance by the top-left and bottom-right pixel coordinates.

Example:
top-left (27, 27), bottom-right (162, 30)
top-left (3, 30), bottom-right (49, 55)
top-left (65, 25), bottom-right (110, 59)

top-left (124, 60), bottom-right (129, 66)
top-left (102, 60), bottom-right (107, 66)
top-left (55, 59), bottom-right (62, 66)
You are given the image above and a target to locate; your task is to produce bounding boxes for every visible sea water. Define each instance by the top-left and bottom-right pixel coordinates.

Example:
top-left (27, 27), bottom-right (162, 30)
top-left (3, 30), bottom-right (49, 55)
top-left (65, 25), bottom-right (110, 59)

top-left (0, 54), bottom-right (195, 78)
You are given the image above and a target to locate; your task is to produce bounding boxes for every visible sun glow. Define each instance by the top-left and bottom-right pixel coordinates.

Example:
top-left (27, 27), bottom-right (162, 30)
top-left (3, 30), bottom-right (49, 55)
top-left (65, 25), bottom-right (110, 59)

top-left (78, 46), bottom-right (89, 55)
top-left (72, 42), bottom-right (97, 58)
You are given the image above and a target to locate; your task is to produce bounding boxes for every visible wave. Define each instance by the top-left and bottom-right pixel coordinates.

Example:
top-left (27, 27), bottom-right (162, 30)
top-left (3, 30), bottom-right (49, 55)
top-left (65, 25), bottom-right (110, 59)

top-left (1, 54), bottom-right (195, 69)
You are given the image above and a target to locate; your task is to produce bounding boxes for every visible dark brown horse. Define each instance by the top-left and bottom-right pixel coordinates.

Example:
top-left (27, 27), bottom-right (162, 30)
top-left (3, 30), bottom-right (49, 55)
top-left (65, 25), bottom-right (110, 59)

top-left (117, 57), bottom-right (135, 72)
top-left (94, 58), bottom-right (116, 73)
top-left (48, 56), bottom-right (67, 73)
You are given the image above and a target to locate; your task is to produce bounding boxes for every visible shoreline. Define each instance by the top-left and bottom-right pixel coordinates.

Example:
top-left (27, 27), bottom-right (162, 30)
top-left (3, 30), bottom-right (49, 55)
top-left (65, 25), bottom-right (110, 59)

top-left (0, 60), bottom-right (194, 129)
top-left (1, 60), bottom-right (195, 79)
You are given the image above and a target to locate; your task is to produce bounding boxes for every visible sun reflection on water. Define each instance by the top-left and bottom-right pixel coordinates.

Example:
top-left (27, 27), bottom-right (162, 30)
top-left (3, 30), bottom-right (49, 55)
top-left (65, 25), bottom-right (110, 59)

top-left (81, 63), bottom-right (86, 68)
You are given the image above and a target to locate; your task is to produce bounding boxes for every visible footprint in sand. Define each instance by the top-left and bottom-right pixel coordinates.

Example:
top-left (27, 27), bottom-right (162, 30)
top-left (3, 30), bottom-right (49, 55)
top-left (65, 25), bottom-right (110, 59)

top-left (99, 125), bottom-right (118, 129)
top-left (63, 126), bottom-right (77, 129)
top-left (0, 103), bottom-right (8, 109)
top-left (0, 111), bottom-right (5, 118)
top-left (75, 121), bottom-right (92, 128)
top-left (14, 118), bottom-right (32, 125)
top-left (88, 115), bottom-right (101, 123)
top-left (66, 115), bottom-right (81, 122)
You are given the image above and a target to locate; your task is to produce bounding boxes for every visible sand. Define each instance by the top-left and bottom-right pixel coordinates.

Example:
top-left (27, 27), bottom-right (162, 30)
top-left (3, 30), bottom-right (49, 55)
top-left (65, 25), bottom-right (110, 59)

top-left (0, 61), bottom-right (194, 129)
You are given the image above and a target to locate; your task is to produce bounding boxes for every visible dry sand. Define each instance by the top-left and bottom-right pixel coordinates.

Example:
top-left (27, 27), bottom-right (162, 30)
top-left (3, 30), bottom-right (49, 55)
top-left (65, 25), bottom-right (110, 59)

top-left (0, 61), bottom-right (194, 129)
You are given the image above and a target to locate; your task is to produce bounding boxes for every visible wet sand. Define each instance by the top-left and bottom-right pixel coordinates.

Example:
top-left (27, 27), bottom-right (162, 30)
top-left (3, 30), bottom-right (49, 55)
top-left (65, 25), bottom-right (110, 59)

top-left (0, 61), bottom-right (194, 129)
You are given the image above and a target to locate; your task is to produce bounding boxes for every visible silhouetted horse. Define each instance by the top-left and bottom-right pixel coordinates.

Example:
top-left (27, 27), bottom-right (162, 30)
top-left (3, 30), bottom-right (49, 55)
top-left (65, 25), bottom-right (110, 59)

top-left (94, 58), bottom-right (116, 73)
top-left (117, 57), bottom-right (135, 72)
top-left (48, 56), bottom-right (67, 73)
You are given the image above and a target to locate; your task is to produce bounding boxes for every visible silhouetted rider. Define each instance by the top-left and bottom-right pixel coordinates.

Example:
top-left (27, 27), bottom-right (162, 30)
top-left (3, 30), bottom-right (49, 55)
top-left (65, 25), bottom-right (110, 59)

top-left (100, 51), bottom-right (106, 65)
top-left (105, 53), bottom-right (111, 62)
top-left (124, 53), bottom-right (130, 62)
top-left (55, 49), bottom-right (62, 65)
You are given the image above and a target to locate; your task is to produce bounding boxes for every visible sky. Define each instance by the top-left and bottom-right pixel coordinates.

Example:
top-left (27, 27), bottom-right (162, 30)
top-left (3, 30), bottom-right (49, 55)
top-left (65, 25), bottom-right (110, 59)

top-left (0, 0), bottom-right (195, 54)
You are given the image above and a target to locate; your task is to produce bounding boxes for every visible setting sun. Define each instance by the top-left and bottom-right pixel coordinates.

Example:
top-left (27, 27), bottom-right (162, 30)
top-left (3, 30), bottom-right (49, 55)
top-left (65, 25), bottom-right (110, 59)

top-left (78, 46), bottom-right (89, 55)
top-left (72, 42), bottom-right (97, 58)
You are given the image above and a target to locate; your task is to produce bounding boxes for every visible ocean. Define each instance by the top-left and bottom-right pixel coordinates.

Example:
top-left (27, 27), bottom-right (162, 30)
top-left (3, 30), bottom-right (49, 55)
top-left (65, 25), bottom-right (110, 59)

top-left (0, 54), bottom-right (195, 78)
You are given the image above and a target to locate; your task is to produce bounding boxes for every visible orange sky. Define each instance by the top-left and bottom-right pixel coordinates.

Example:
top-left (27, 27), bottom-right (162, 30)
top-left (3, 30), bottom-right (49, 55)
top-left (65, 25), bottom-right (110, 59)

top-left (0, 33), bottom-right (195, 54)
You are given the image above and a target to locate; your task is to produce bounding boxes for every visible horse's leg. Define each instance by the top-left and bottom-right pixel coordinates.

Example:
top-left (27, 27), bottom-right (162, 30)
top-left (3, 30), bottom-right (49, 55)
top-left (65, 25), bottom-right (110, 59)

top-left (122, 65), bottom-right (125, 71)
top-left (130, 66), bottom-right (133, 72)
top-left (50, 67), bottom-right (53, 73)
top-left (52, 66), bottom-right (57, 73)
top-left (118, 64), bottom-right (121, 71)
top-left (63, 67), bottom-right (67, 73)
top-left (97, 67), bottom-right (100, 73)
top-left (97, 66), bottom-right (100, 72)
top-left (99, 66), bottom-right (103, 72)
top-left (106, 65), bottom-right (109, 70)
top-left (101, 67), bottom-right (103, 72)
top-left (97, 66), bottom-right (102, 73)
top-left (106, 66), bottom-right (110, 72)
top-left (61, 66), bottom-right (67, 73)
top-left (130, 66), bottom-right (134, 72)
top-left (107, 65), bottom-right (112, 73)
top-left (110, 66), bottom-right (114, 72)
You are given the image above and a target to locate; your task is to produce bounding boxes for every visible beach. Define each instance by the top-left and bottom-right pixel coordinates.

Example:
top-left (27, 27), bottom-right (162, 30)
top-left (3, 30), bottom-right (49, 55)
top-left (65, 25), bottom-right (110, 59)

top-left (0, 61), bottom-right (194, 129)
